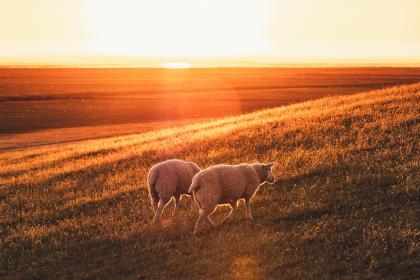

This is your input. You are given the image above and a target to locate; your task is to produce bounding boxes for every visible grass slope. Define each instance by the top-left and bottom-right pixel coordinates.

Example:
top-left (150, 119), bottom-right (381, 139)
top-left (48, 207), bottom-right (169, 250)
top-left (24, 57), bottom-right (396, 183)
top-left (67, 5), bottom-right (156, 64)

top-left (1, 84), bottom-right (419, 279)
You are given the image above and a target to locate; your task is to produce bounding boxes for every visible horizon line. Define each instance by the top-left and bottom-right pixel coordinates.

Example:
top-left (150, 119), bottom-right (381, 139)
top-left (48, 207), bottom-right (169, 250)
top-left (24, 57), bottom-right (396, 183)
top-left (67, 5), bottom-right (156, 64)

top-left (2, 62), bottom-right (420, 69)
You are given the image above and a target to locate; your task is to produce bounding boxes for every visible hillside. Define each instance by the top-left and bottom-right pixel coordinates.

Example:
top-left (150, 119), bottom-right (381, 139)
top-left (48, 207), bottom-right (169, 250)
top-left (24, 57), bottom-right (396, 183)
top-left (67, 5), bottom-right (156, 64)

top-left (2, 67), bottom-right (420, 135)
top-left (1, 83), bottom-right (419, 279)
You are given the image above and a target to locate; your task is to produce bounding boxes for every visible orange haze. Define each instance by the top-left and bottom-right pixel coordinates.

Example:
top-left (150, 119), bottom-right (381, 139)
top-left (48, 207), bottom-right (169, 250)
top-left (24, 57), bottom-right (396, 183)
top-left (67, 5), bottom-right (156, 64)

top-left (0, 0), bottom-right (419, 66)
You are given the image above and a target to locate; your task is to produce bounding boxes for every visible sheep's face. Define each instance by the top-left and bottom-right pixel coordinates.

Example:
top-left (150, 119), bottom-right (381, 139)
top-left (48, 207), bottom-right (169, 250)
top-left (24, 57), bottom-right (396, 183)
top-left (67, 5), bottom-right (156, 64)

top-left (262, 162), bottom-right (275, 183)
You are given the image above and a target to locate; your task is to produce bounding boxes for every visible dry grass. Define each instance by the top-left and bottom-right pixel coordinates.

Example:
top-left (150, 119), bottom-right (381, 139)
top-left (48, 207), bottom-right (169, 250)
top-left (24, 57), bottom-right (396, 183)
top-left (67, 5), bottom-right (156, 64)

top-left (1, 83), bottom-right (419, 279)
top-left (0, 118), bottom-right (210, 151)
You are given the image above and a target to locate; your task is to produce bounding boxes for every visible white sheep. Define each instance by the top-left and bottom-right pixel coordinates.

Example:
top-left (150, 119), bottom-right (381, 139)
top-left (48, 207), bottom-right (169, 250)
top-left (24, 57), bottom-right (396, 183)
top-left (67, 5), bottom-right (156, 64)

top-left (148, 159), bottom-right (201, 224)
top-left (189, 162), bottom-right (275, 235)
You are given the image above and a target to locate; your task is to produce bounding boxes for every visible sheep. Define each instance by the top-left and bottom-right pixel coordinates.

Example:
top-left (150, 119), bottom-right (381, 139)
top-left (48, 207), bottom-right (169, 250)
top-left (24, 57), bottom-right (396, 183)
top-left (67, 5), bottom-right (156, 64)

top-left (189, 162), bottom-right (275, 235)
top-left (148, 159), bottom-right (201, 224)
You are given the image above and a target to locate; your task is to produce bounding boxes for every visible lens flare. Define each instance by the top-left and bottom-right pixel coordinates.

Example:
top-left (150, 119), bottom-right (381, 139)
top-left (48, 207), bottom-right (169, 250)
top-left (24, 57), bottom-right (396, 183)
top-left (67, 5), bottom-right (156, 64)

top-left (161, 62), bottom-right (191, 69)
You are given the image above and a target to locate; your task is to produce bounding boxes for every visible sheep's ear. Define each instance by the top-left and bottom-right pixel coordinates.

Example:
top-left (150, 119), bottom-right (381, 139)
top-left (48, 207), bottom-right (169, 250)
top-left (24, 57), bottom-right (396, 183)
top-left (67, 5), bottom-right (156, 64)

top-left (264, 162), bottom-right (275, 168)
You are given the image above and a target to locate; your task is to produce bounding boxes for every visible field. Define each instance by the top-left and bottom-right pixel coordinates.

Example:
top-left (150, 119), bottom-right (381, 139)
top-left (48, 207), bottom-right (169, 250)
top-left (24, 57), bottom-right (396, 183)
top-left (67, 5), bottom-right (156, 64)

top-left (1, 67), bottom-right (420, 150)
top-left (1, 83), bottom-right (419, 279)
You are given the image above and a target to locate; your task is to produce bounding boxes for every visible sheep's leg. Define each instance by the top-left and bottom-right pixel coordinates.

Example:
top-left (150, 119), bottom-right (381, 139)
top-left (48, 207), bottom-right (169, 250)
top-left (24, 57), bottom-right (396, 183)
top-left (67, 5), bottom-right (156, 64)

top-left (151, 197), bottom-right (158, 214)
top-left (206, 215), bottom-right (215, 226)
top-left (194, 208), bottom-right (212, 236)
top-left (173, 195), bottom-right (180, 216)
top-left (228, 202), bottom-right (238, 220)
top-left (245, 198), bottom-right (253, 220)
top-left (152, 196), bottom-right (171, 224)
top-left (194, 212), bottom-right (206, 235)
top-left (221, 202), bottom-right (237, 224)
top-left (190, 196), bottom-right (198, 211)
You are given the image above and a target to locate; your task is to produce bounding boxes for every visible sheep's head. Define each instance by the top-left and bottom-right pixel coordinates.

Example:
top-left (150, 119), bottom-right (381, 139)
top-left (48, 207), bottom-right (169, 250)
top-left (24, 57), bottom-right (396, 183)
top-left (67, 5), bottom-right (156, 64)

top-left (254, 162), bottom-right (276, 183)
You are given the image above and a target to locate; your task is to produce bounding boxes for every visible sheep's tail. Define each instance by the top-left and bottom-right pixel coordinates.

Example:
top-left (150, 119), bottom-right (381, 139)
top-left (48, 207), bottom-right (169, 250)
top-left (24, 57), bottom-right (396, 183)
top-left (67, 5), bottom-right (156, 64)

top-left (191, 190), bottom-right (202, 209)
top-left (188, 177), bottom-right (200, 193)
top-left (148, 169), bottom-right (159, 201)
top-left (189, 177), bottom-right (202, 209)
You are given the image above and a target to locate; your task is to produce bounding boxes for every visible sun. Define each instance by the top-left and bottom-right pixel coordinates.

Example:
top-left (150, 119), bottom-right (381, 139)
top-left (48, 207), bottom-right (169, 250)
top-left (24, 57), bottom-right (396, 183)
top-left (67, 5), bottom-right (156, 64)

top-left (85, 0), bottom-right (267, 57)
top-left (161, 62), bottom-right (191, 69)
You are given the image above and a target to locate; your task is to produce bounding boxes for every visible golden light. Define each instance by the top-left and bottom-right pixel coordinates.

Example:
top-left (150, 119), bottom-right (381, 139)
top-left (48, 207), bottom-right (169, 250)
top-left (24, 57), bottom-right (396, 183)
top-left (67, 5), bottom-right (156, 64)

top-left (0, 0), bottom-right (419, 65)
top-left (85, 0), bottom-right (268, 57)
top-left (162, 62), bottom-right (191, 69)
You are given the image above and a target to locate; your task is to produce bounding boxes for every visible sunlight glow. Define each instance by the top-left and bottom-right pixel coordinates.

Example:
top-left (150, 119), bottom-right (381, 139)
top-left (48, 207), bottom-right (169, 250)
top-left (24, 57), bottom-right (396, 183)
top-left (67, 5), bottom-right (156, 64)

top-left (85, 0), bottom-right (267, 57)
top-left (0, 0), bottom-right (419, 65)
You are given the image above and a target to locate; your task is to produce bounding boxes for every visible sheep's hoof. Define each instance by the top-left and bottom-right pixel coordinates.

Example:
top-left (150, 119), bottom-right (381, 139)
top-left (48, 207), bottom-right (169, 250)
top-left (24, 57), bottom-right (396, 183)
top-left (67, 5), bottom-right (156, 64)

top-left (151, 219), bottom-right (161, 227)
top-left (206, 218), bottom-right (216, 227)
top-left (151, 223), bottom-right (159, 230)
top-left (221, 215), bottom-right (234, 224)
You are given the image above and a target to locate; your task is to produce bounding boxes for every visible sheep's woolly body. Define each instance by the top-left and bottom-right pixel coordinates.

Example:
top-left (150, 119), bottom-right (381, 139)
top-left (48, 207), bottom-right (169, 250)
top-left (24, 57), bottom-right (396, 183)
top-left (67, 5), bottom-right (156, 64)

top-left (190, 164), bottom-right (260, 207)
top-left (190, 162), bottom-right (275, 235)
top-left (149, 159), bottom-right (200, 199)
top-left (148, 159), bottom-right (201, 224)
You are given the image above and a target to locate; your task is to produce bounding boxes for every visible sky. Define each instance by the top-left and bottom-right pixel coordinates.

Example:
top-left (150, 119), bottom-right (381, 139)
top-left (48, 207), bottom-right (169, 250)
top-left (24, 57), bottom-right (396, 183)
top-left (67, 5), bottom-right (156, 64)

top-left (0, 0), bottom-right (419, 66)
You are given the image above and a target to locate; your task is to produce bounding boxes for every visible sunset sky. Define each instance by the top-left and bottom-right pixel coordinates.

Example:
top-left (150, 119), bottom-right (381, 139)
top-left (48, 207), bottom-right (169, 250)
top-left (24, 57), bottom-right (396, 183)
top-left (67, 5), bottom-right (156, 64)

top-left (0, 0), bottom-right (419, 66)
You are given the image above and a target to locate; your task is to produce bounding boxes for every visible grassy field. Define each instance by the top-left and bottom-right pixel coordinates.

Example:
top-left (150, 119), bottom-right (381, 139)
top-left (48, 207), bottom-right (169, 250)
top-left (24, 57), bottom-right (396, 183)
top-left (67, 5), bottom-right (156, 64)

top-left (0, 119), bottom-right (209, 151)
top-left (1, 83), bottom-right (419, 279)
top-left (1, 67), bottom-right (420, 149)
